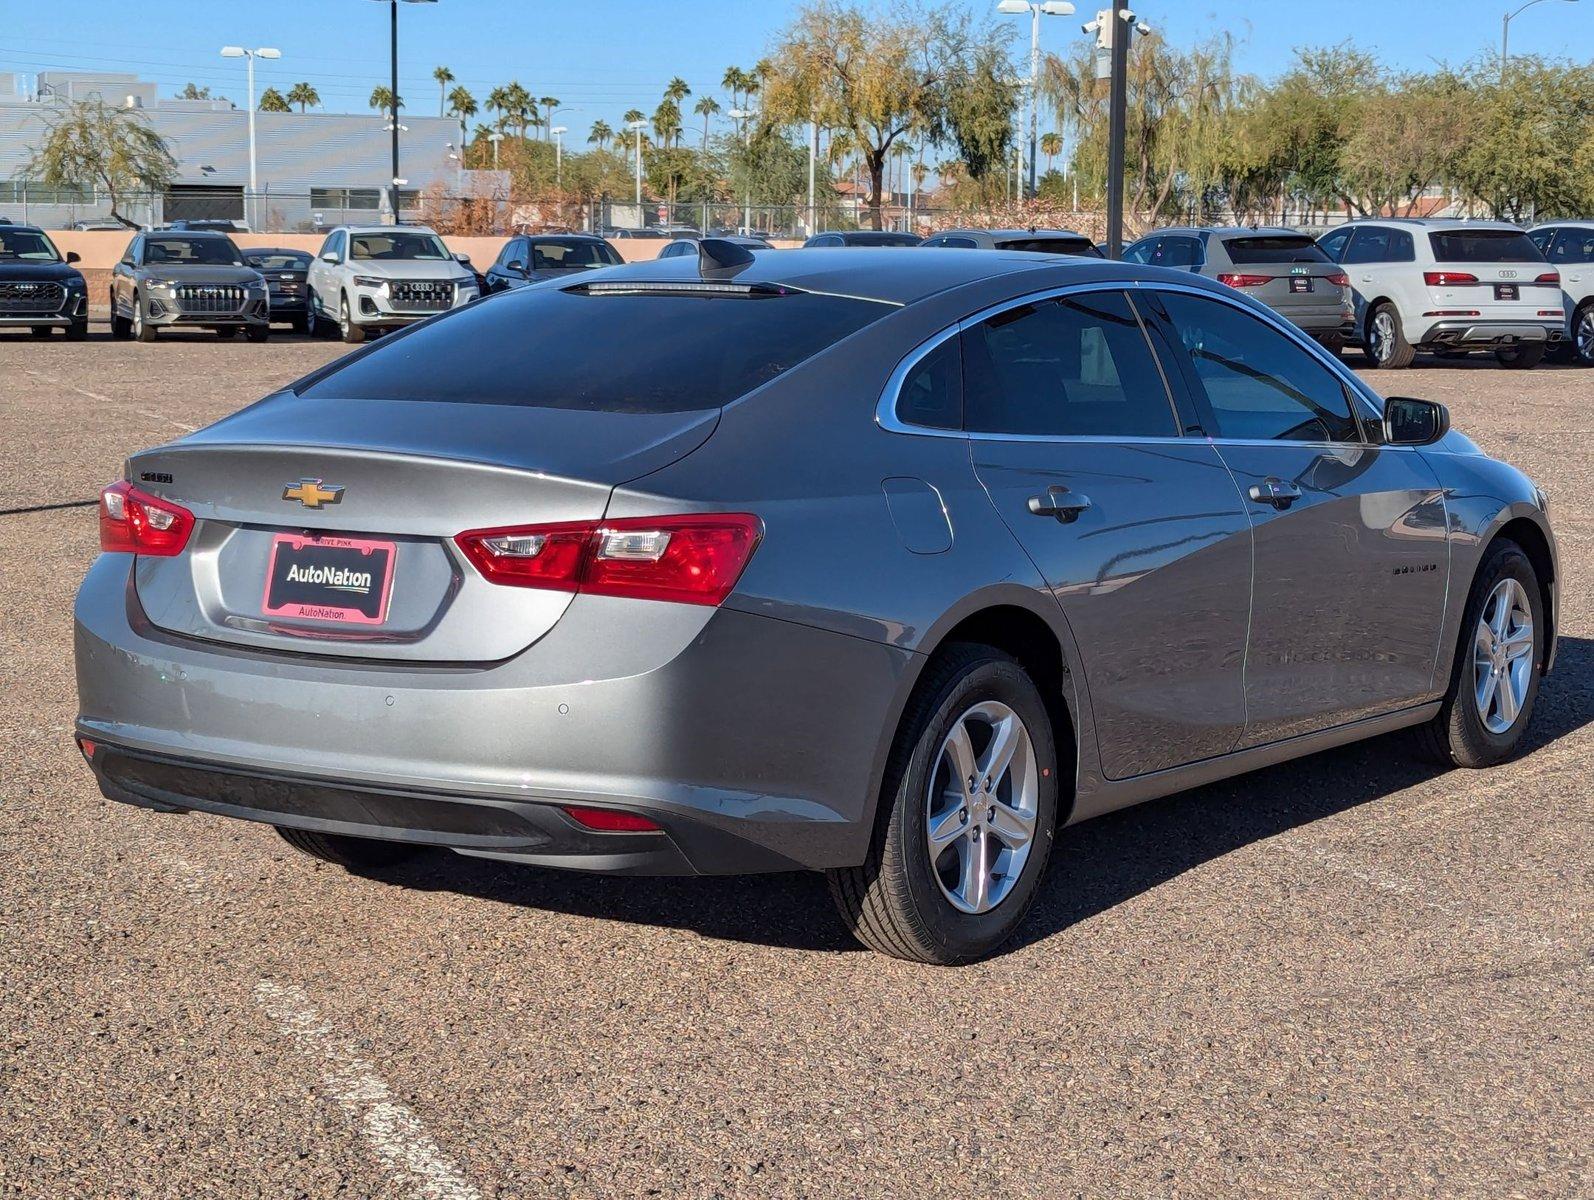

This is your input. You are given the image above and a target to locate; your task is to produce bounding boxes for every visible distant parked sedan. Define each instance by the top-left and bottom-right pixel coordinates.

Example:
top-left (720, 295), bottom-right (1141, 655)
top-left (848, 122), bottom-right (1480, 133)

top-left (75, 245), bottom-right (1558, 964)
top-left (483, 234), bottom-right (623, 293)
top-left (920, 228), bottom-right (1101, 256)
top-left (242, 247), bottom-right (313, 332)
top-left (804, 230), bottom-right (922, 247)
top-left (1527, 221), bottom-right (1594, 366)
top-left (1124, 227), bottom-right (1353, 345)
top-left (656, 235), bottom-right (771, 259)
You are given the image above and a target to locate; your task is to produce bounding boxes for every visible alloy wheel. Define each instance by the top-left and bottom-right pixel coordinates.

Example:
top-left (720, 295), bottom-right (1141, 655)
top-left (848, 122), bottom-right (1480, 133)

top-left (1473, 578), bottom-right (1534, 735)
top-left (924, 700), bottom-right (1039, 915)
top-left (1577, 307), bottom-right (1594, 365)
top-left (1371, 310), bottom-right (1396, 363)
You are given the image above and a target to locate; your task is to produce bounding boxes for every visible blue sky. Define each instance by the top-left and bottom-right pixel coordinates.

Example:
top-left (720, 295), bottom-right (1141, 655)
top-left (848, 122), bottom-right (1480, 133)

top-left (2, 0), bottom-right (1587, 139)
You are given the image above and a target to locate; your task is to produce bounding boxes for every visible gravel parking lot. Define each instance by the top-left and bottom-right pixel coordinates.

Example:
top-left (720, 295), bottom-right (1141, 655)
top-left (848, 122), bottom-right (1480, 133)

top-left (2, 323), bottom-right (1589, 1199)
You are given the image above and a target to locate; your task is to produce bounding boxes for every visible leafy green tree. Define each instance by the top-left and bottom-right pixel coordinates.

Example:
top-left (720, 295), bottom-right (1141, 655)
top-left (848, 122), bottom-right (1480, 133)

top-left (287, 82), bottom-right (320, 112)
top-left (1449, 58), bottom-right (1594, 219)
top-left (178, 83), bottom-right (213, 100)
top-left (258, 87), bottom-right (291, 113)
top-left (25, 97), bottom-right (178, 228)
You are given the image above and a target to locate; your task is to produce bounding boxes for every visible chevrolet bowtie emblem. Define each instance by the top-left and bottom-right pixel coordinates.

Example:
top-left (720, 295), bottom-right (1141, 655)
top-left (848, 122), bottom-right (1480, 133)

top-left (282, 478), bottom-right (344, 509)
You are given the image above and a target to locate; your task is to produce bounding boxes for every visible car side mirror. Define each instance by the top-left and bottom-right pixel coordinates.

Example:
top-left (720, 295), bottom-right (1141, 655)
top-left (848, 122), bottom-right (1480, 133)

top-left (321, 252), bottom-right (340, 264)
top-left (506, 259), bottom-right (525, 275)
top-left (1383, 397), bottom-right (1450, 446)
top-left (66, 251), bottom-right (81, 264)
top-left (455, 253), bottom-right (472, 266)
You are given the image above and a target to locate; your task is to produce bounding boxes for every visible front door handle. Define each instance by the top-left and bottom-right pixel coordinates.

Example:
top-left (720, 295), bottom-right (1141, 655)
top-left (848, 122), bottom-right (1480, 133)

top-left (1248, 478), bottom-right (1303, 510)
top-left (1027, 486), bottom-right (1092, 523)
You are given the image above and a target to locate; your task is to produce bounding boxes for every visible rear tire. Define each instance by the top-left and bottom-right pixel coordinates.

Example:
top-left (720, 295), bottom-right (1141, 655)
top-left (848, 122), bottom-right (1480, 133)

top-left (110, 293), bottom-right (131, 339)
top-left (339, 293), bottom-right (365, 344)
top-left (827, 644), bottom-right (1059, 965)
top-left (1363, 302), bottom-right (1414, 369)
top-left (66, 319), bottom-right (88, 342)
top-left (1495, 342), bottom-right (1544, 369)
top-left (1415, 539), bottom-right (1544, 769)
top-left (276, 826), bottom-right (419, 870)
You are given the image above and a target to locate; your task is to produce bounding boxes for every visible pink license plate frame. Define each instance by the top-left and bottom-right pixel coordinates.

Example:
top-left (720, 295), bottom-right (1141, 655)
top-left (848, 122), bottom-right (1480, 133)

top-left (261, 533), bottom-right (398, 625)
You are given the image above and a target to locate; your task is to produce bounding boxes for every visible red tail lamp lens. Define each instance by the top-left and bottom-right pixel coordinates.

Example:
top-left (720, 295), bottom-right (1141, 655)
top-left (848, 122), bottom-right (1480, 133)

top-left (563, 805), bottom-right (662, 833)
top-left (99, 481), bottom-right (194, 556)
top-left (1424, 271), bottom-right (1479, 287)
top-left (77, 738), bottom-right (98, 764)
top-left (455, 514), bottom-right (762, 607)
top-left (1325, 271), bottom-right (1351, 287)
top-left (1534, 272), bottom-right (1561, 285)
top-left (1216, 273), bottom-right (1270, 288)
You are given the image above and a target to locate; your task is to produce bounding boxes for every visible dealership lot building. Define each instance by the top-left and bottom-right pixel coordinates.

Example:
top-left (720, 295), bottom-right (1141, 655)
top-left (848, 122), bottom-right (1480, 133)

top-left (0, 70), bottom-right (479, 230)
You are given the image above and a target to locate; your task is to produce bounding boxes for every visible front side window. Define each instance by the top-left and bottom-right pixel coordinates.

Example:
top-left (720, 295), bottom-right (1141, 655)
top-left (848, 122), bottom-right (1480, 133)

top-left (1153, 236), bottom-right (1203, 269)
top-left (1548, 229), bottom-right (1594, 264)
top-left (1528, 228), bottom-right (1554, 256)
top-left (928, 236), bottom-right (978, 249)
top-left (1343, 227), bottom-right (1395, 265)
top-left (142, 236), bottom-right (243, 266)
top-left (1155, 291), bottom-right (1359, 443)
top-left (0, 228), bottom-right (62, 262)
top-left (961, 291), bottom-right (1178, 439)
top-left (1122, 238), bottom-right (1156, 265)
top-left (350, 232), bottom-right (450, 261)
top-left (1316, 227), bottom-right (1352, 262)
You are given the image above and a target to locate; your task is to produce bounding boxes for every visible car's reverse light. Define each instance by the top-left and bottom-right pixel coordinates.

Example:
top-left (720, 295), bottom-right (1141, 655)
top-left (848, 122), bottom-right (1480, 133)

top-left (454, 513), bottom-right (762, 607)
top-left (1424, 271), bottom-right (1479, 287)
top-left (1216, 273), bottom-right (1270, 288)
top-left (562, 805), bottom-right (662, 832)
top-left (1325, 271), bottom-right (1351, 287)
top-left (99, 481), bottom-right (194, 556)
top-left (1538, 309), bottom-right (1564, 318)
top-left (1533, 272), bottom-right (1561, 286)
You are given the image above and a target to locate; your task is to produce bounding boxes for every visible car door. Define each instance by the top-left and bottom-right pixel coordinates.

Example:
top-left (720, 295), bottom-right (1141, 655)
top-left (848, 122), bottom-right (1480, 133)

top-left (308, 231), bottom-right (343, 309)
top-left (962, 288), bottom-right (1254, 779)
top-left (1148, 288), bottom-right (1449, 745)
top-left (1340, 225), bottom-right (1410, 333)
top-left (113, 236), bottom-right (140, 312)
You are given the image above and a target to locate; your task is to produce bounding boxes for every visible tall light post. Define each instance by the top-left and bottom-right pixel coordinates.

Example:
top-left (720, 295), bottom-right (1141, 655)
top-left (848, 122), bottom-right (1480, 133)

top-left (996, 0), bottom-right (1074, 198)
top-left (219, 46), bottom-right (280, 229)
top-left (369, 0), bottom-right (437, 220)
top-left (729, 107), bottom-right (752, 234)
top-left (1084, 7), bottom-right (1149, 259)
top-left (1502, 0), bottom-right (1579, 79)
top-left (551, 125), bottom-right (568, 188)
top-left (627, 118), bottom-right (647, 212)
top-left (487, 131), bottom-right (503, 169)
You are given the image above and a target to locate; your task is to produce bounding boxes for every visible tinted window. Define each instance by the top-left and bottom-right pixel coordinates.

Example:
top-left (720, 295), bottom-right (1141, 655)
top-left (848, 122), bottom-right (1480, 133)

top-left (995, 237), bottom-right (1096, 255)
top-left (1344, 228), bottom-right (1393, 264)
top-left (350, 231), bottom-right (450, 260)
top-left (895, 336), bottom-right (962, 430)
top-left (1316, 227), bottom-right (1352, 262)
top-left (1429, 229), bottom-right (1544, 263)
top-left (1224, 235), bottom-right (1330, 265)
top-left (143, 236), bottom-right (243, 266)
top-left (1121, 238), bottom-right (1156, 265)
top-left (1527, 229), bottom-right (1554, 255)
top-left (1153, 236), bottom-right (1203, 269)
top-left (961, 291), bottom-right (1177, 438)
top-left (1547, 229), bottom-right (1594, 265)
top-left (929, 236), bottom-right (978, 249)
top-left (1156, 291), bottom-right (1358, 443)
top-left (245, 251), bottom-right (311, 270)
top-left (300, 286), bottom-right (891, 413)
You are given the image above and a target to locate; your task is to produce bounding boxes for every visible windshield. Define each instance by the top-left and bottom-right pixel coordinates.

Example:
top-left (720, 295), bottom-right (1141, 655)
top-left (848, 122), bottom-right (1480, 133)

top-left (0, 229), bottom-right (62, 262)
top-left (246, 251), bottom-right (312, 270)
top-left (144, 236), bottom-right (243, 266)
top-left (1225, 235), bottom-right (1330, 264)
top-left (1428, 230), bottom-right (1544, 263)
top-left (299, 285), bottom-right (892, 413)
top-left (527, 239), bottom-right (621, 269)
top-left (350, 232), bottom-right (451, 261)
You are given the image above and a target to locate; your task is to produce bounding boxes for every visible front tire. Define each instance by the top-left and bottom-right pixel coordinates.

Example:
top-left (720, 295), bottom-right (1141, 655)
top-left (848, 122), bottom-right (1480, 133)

top-left (1495, 342), bottom-right (1545, 369)
top-left (828, 645), bottom-right (1059, 965)
top-left (339, 293), bottom-right (365, 344)
top-left (1416, 539), bottom-right (1544, 768)
top-left (1364, 302), bottom-right (1414, 369)
top-left (29, 325), bottom-right (53, 338)
top-left (132, 295), bottom-right (156, 342)
top-left (66, 318), bottom-right (88, 342)
top-left (276, 826), bottom-right (418, 870)
top-left (246, 324), bottom-right (269, 343)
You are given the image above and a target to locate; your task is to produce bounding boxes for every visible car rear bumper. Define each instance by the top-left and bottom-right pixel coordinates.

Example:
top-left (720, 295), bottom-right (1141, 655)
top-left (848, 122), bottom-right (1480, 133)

top-left (73, 553), bottom-right (912, 874)
top-left (1269, 303), bottom-right (1352, 333)
top-left (1414, 318), bottom-right (1565, 348)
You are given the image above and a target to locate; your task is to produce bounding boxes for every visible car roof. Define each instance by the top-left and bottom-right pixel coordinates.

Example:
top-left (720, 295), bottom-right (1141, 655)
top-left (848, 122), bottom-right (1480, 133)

top-left (0, 222), bottom-right (45, 234)
top-left (563, 245), bottom-right (1177, 306)
top-left (336, 224), bottom-right (442, 236)
top-left (147, 229), bottom-right (233, 238)
top-left (1149, 226), bottom-right (1307, 239)
top-left (1532, 219), bottom-right (1594, 230)
top-left (243, 245), bottom-right (309, 254)
top-left (936, 228), bottom-right (1090, 240)
top-left (1340, 217), bottom-right (1526, 232)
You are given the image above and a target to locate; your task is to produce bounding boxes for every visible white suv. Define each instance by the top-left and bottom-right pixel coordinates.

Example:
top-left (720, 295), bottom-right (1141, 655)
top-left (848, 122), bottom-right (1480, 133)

top-left (306, 225), bottom-right (479, 343)
top-left (1528, 221), bottom-right (1594, 366)
top-left (1315, 219), bottom-right (1565, 369)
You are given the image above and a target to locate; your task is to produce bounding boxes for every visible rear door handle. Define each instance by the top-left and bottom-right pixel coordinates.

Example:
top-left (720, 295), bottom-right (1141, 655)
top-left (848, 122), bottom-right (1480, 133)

top-left (1027, 486), bottom-right (1092, 523)
top-left (1247, 478), bottom-right (1302, 510)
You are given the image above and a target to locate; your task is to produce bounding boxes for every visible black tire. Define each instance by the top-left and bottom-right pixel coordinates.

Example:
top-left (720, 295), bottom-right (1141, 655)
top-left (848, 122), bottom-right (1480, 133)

top-left (1415, 539), bottom-right (1544, 769)
top-left (133, 296), bottom-right (157, 342)
top-left (109, 293), bottom-right (131, 339)
top-left (1363, 302), bottom-right (1414, 369)
top-left (246, 324), bottom-right (269, 343)
top-left (1312, 332), bottom-right (1343, 355)
top-left (289, 314), bottom-right (309, 335)
top-left (305, 291), bottom-right (325, 338)
top-left (1495, 342), bottom-right (1545, 370)
top-left (65, 319), bottom-right (88, 342)
top-left (339, 293), bottom-right (365, 344)
top-left (1571, 302), bottom-right (1594, 367)
top-left (827, 644), bottom-right (1059, 965)
top-left (215, 326), bottom-right (238, 339)
top-left (29, 325), bottom-right (53, 338)
top-left (276, 825), bottom-right (419, 870)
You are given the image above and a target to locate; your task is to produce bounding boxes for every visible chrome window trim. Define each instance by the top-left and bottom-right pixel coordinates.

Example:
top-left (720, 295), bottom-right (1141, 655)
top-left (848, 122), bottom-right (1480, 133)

top-left (877, 277), bottom-right (1386, 444)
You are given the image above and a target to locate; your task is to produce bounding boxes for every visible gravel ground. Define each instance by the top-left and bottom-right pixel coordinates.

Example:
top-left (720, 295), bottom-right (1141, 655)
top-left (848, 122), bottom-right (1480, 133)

top-left (1, 324), bottom-right (1589, 1199)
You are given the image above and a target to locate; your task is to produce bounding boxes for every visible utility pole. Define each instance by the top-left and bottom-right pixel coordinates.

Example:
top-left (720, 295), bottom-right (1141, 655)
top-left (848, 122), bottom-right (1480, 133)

top-left (1085, 7), bottom-right (1146, 258)
top-left (808, 117), bottom-right (818, 237)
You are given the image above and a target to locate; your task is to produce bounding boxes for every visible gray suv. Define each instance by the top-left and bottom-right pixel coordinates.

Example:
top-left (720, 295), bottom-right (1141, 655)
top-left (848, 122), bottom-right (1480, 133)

top-left (1124, 227), bottom-right (1353, 344)
top-left (110, 231), bottom-right (270, 342)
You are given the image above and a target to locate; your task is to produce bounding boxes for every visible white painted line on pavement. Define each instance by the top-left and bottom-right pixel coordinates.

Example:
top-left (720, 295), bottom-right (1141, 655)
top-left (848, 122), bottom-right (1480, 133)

top-left (255, 979), bottom-right (484, 1200)
top-left (24, 369), bottom-right (197, 433)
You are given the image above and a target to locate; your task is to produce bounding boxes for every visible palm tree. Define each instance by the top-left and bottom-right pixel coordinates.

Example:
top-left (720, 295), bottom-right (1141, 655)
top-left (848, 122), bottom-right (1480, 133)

top-left (485, 85), bottom-right (510, 132)
top-left (369, 86), bottom-right (401, 116)
top-left (722, 65), bottom-right (750, 113)
top-left (433, 66), bottom-right (454, 118)
top-left (259, 87), bottom-right (291, 113)
top-left (1040, 131), bottom-right (1063, 174)
top-left (538, 96), bottom-right (560, 141)
top-left (587, 119), bottom-right (613, 150)
top-left (286, 82), bottom-right (319, 113)
top-left (622, 107), bottom-right (646, 166)
top-left (503, 81), bottom-right (533, 140)
top-left (692, 95), bottom-right (721, 151)
top-left (651, 99), bottom-right (681, 150)
top-left (664, 76), bottom-right (691, 107)
top-left (447, 85), bottom-right (477, 152)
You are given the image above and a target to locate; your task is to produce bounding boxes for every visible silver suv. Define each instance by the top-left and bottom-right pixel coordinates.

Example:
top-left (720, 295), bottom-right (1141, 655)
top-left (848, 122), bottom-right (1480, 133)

top-left (1316, 219), bottom-right (1564, 369)
top-left (110, 231), bottom-right (270, 343)
top-left (306, 225), bottom-right (479, 343)
top-left (1527, 222), bottom-right (1594, 366)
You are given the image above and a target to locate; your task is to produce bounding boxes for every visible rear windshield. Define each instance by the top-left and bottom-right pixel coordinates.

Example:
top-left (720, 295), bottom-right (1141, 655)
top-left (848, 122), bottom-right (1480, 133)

top-left (1428, 230), bottom-right (1544, 263)
top-left (298, 285), bottom-right (891, 412)
top-left (996, 237), bottom-right (1098, 256)
top-left (246, 251), bottom-right (311, 270)
top-left (1224, 235), bottom-right (1329, 264)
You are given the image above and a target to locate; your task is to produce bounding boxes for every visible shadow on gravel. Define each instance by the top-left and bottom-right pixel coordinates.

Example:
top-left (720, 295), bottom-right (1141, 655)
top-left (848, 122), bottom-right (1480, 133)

top-left (382, 637), bottom-right (1592, 957)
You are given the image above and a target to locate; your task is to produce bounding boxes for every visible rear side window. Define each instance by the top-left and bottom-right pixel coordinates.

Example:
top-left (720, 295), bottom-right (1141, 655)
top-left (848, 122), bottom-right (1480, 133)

top-left (1429, 230), bottom-right (1544, 263)
top-left (1547, 230), bottom-right (1594, 265)
top-left (1152, 236), bottom-right (1204, 269)
top-left (1344, 227), bottom-right (1413, 264)
top-left (299, 286), bottom-right (891, 412)
top-left (961, 291), bottom-right (1177, 438)
top-left (1224, 236), bottom-right (1330, 265)
top-left (895, 337), bottom-right (962, 430)
top-left (927, 236), bottom-right (978, 248)
top-left (1155, 291), bottom-right (1358, 443)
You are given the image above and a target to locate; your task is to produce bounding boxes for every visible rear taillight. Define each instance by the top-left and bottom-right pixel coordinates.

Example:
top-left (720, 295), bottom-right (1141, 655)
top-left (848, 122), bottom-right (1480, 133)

top-left (562, 805), bottom-right (662, 833)
top-left (1534, 272), bottom-right (1561, 286)
top-left (1325, 271), bottom-right (1350, 287)
top-left (99, 481), bottom-right (194, 556)
top-left (1424, 271), bottom-right (1479, 287)
top-left (1216, 273), bottom-right (1270, 288)
top-left (455, 513), bottom-right (762, 607)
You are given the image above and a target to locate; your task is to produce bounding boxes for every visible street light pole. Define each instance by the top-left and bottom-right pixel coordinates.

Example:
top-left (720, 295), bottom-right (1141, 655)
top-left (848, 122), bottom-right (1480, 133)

top-left (551, 126), bottom-right (567, 188)
top-left (1083, 6), bottom-right (1145, 258)
top-left (627, 119), bottom-right (647, 212)
top-left (729, 108), bottom-right (753, 233)
top-left (1501, 0), bottom-right (1579, 80)
top-left (220, 46), bottom-right (280, 230)
top-left (369, 0), bottom-right (437, 221)
top-left (997, 1), bottom-right (1075, 198)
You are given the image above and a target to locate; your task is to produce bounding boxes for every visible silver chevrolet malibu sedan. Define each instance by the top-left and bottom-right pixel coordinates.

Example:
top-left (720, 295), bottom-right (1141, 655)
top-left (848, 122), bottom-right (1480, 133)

top-left (74, 243), bottom-right (1558, 964)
